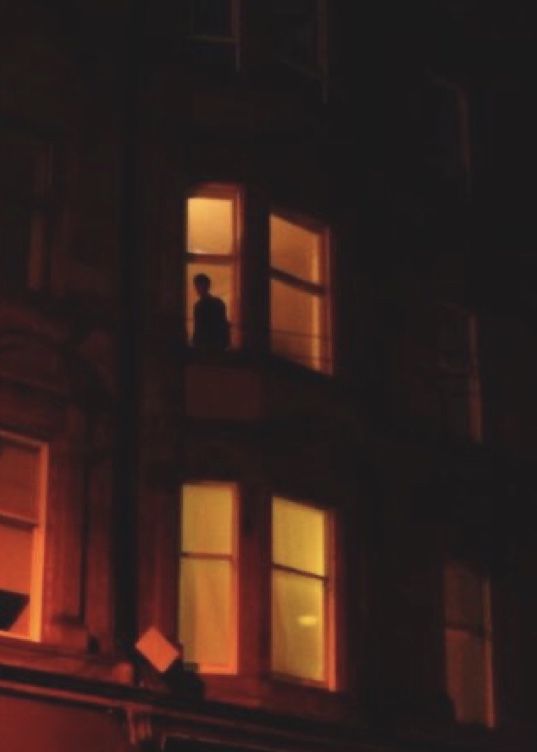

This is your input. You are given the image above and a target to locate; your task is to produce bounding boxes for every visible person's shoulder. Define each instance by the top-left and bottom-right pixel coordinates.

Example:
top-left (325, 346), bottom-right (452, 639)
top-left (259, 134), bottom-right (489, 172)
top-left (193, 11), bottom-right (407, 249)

top-left (210, 295), bottom-right (226, 310)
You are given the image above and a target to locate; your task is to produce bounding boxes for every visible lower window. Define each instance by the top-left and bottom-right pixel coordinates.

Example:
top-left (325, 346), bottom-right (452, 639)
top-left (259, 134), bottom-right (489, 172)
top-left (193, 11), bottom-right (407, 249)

top-left (178, 482), bottom-right (238, 673)
top-left (444, 561), bottom-right (495, 726)
top-left (0, 430), bottom-right (47, 640)
top-left (271, 496), bottom-right (333, 685)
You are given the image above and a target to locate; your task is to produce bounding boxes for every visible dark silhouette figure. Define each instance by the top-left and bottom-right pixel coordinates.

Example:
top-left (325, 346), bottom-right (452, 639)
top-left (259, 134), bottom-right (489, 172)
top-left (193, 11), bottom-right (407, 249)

top-left (192, 273), bottom-right (230, 351)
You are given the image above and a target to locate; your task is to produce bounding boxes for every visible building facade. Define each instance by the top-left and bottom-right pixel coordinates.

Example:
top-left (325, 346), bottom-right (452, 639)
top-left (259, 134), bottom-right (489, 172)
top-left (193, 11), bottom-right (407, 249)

top-left (1, 2), bottom-right (536, 750)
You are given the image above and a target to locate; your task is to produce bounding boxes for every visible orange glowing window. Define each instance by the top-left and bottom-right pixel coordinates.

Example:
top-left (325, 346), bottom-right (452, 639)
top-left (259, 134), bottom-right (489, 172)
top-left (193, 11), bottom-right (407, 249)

top-left (186, 184), bottom-right (241, 349)
top-left (0, 431), bottom-right (47, 640)
top-left (178, 483), bottom-right (237, 673)
top-left (271, 497), bottom-right (333, 685)
top-left (270, 213), bottom-right (331, 373)
top-left (444, 561), bottom-right (495, 726)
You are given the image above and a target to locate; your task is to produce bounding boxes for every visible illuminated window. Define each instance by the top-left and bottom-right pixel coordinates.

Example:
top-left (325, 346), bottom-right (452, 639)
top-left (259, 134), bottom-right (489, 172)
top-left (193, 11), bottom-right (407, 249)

top-left (186, 184), bottom-right (241, 349)
top-left (271, 497), bottom-right (333, 685)
top-left (0, 431), bottom-right (47, 640)
top-left (444, 561), bottom-right (495, 726)
top-left (178, 483), bottom-right (237, 673)
top-left (0, 129), bottom-right (51, 292)
top-left (270, 213), bottom-right (331, 373)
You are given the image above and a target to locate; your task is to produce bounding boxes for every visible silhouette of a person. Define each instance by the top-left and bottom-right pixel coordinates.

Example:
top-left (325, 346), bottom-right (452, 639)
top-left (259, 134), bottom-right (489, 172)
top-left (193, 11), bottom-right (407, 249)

top-left (192, 273), bottom-right (230, 351)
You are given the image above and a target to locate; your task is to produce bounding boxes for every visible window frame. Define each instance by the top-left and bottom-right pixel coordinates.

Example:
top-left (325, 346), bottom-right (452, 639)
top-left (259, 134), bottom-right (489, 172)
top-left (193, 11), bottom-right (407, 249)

top-left (0, 126), bottom-right (53, 293)
top-left (269, 495), bottom-right (336, 689)
top-left (436, 305), bottom-right (483, 441)
top-left (185, 183), bottom-right (243, 350)
top-left (178, 480), bottom-right (239, 675)
top-left (187, 0), bottom-right (241, 72)
top-left (444, 561), bottom-right (495, 727)
top-left (0, 428), bottom-right (48, 642)
top-left (269, 208), bottom-right (333, 374)
top-left (269, 0), bottom-right (328, 99)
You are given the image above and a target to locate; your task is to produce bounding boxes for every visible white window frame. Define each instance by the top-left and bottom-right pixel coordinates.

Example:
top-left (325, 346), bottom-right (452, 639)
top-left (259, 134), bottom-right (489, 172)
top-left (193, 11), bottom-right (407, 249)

top-left (178, 481), bottom-right (239, 674)
top-left (185, 183), bottom-right (243, 349)
top-left (270, 496), bottom-right (336, 688)
top-left (269, 209), bottom-right (333, 374)
top-left (0, 429), bottom-right (47, 641)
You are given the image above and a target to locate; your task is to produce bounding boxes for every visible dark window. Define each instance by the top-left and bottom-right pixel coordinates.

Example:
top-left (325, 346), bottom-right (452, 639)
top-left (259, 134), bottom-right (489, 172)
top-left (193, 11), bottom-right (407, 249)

top-left (190, 0), bottom-right (233, 39)
top-left (0, 128), bottom-right (50, 292)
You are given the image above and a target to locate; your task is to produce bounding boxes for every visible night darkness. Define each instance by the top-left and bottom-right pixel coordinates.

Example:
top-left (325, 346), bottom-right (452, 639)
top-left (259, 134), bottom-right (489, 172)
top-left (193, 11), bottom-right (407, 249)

top-left (0, 2), bottom-right (536, 751)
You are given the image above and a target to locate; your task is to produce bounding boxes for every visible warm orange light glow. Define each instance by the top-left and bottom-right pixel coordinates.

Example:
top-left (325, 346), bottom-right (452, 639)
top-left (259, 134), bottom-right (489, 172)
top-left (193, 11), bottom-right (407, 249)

top-left (178, 483), bottom-right (237, 673)
top-left (271, 497), bottom-right (331, 684)
top-left (185, 186), bottom-right (240, 347)
top-left (187, 196), bottom-right (234, 256)
top-left (270, 215), bottom-right (322, 284)
top-left (0, 431), bottom-right (46, 640)
top-left (269, 213), bottom-right (330, 373)
top-left (444, 562), bottom-right (495, 727)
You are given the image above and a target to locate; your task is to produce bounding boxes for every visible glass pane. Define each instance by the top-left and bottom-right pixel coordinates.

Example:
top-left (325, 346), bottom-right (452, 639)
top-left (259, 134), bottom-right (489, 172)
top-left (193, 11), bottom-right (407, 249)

top-left (0, 523), bottom-right (33, 594)
top-left (187, 196), bottom-right (234, 256)
top-left (271, 278), bottom-right (325, 371)
top-left (190, 0), bottom-right (233, 38)
top-left (270, 214), bottom-right (323, 283)
top-left (186, 261), bottom-right (236, 345)
top-left (179, 558), bottom-right (233, 668)
top-left (446, 628), bottom-right (489, 724)
top-left (273, 497), bottom-right (325, 576)
top-left (0, 132), bottom-right (46, 197)
top-left (0, 204), bottom-right (32, 289)
top-left (271, 570), bottom-right (325, 682)
top-left (181, 484), bottom-right (233, 555)
top-left (445, 562), bottom-right (484, 630)
top-left (0, 439), bottom-right (39, 520)
top-left (270, 0), bottom-right (319, 71)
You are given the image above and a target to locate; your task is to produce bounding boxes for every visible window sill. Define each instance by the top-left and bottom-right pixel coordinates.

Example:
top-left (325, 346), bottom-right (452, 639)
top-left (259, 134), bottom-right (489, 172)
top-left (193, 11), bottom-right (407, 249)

top-left (200, 673), bottom-right (349, 723)
top-left (0, 634), bottom-right (127, 685)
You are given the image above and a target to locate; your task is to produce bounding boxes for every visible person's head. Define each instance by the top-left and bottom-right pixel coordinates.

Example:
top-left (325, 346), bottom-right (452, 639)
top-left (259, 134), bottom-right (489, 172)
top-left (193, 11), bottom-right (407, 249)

top-left (193, 272), bottom-right (211, 298)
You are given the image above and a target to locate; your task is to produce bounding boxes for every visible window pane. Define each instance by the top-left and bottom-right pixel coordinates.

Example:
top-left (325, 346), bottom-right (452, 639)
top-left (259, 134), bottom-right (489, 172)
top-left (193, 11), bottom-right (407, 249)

top-left (270, 0), bottom-right (319, 71)
top-left (445, 562), bottom-right (485, 630)
top-left (271, 278), bottom-right (324, 371)
top-left (0, 439), bottom-right (39, 520)
top-left (273, 497), bottom-right (325, 575)
top-left (179, 558), bottom-right (233, 668)
top-left (0, 204), bottom-right (33, 290)
top-left (186, 261), bottom-right (235, 345)
top-left (270, 214), bottom-right (323, 284)
top-left (272, 570), bottom-right (324, 682)
top-left (0, 523), bottom-right (33, 594)
top-left (190, 0), bottom-right (233, 38)
top-left (0, 132), bottom-right (46, 197)
top-left (446, 628), bottom-right (489, 724)
top-left (187, 196), bottom-right (234, 256)
top-left (181, 484), bottom-right (233, 555)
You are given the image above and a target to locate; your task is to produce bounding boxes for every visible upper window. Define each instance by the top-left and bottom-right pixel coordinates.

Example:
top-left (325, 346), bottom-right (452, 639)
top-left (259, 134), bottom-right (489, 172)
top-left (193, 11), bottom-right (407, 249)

top-left (271, 497), bottom-right (333, 685)
top-left (188, 0), bottom-right (240, 72)
top-left (178, 482), bottom-right (238, 673)
top-left (270, 212), bottom-right (332, 373)
top-left (268, 0), bottom-right (327, 96)
top-left (186, 184), bottom-right (241, 350)
top-left (437, 306), bottom-right (482, 441)
top-left (0, 128), bottom-right (51, 293)
top-left (444, 561), bottom-right (495, 726)
top-left (0, 431), bottom-right (47, 640)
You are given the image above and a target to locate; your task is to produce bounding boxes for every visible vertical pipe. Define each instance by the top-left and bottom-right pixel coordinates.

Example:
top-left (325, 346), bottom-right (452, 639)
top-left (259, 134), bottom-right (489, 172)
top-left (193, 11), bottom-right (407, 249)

top-left (115, 0), bottom-right (145, 659)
